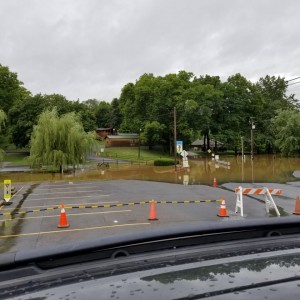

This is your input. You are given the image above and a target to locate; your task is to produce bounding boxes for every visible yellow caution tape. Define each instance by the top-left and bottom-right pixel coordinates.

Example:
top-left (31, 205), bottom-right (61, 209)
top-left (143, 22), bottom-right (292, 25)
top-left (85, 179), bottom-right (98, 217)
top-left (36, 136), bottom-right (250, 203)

top-left (0, 199), bottom-right (223, 217)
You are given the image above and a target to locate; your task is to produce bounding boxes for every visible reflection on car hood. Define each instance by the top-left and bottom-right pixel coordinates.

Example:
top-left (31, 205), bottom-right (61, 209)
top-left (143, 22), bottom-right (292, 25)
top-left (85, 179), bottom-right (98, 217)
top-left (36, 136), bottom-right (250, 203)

top-left (6, 248), bottom-right (300, 300)
top-left (2, 217), bottom-right (300, 299)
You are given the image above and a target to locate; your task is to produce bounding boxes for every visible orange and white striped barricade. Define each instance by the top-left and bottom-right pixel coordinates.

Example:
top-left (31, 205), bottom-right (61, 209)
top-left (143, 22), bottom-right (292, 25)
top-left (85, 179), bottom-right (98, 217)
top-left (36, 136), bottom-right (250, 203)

top-left (235, 187), bottom-right (282, 217)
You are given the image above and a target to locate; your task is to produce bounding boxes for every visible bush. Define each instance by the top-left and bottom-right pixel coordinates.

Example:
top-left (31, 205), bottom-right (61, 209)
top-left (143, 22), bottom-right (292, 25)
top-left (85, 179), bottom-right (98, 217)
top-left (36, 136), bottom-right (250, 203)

top-left (154, 158), bottom-right (174, 166)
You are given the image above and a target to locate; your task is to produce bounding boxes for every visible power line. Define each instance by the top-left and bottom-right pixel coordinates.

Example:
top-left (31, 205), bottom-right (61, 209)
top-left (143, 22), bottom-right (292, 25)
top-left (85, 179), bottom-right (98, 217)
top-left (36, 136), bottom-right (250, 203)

top-left (288, 81), bottom-right (300, 86)
top-left (286, 76), bottom-right (300, 82)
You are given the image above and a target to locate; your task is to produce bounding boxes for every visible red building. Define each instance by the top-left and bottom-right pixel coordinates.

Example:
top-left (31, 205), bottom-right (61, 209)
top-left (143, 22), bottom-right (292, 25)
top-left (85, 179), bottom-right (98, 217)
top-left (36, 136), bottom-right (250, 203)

top-left (104, 134), bottom-right (139, 148)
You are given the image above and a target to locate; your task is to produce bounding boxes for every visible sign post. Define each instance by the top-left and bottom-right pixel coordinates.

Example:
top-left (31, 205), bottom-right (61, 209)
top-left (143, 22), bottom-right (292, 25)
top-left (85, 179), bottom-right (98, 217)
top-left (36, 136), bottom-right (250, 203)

top-left (4, 179), bottom-right (12, 203)
top-left (181, 150), bottom-right (189, 168)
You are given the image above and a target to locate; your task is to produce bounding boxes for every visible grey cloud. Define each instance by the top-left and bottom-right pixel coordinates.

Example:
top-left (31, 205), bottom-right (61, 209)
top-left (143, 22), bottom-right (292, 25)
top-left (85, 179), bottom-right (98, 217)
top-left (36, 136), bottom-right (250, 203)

top-left (0, 0), bottom-right (299, 101)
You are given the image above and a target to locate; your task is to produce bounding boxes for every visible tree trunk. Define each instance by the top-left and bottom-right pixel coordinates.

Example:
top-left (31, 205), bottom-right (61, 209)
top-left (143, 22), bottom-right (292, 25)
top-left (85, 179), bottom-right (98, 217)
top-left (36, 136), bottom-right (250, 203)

top-left (169, 131), bottom-right (172, 156)
top-left (214, 140), bottom-right (218, 154)
top-left (207, 132), bottom-right (210, 150)
top-left (234, 146), bottom-right (238, 156)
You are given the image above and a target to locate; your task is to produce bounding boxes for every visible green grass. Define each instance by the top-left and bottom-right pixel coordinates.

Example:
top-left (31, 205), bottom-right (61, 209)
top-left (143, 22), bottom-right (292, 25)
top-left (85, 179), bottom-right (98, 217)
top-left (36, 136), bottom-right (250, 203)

top-left (1, 147), bottom-right (172, 167)
top-left (2, 153), bottom-right (30, 165)
top-left (98, 148), bottom-right (171, 162)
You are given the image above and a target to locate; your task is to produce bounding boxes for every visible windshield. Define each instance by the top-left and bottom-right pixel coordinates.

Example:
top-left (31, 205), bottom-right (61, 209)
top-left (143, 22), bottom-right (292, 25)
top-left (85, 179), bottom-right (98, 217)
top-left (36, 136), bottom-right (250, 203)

top-left (0, 0), bottom-right (300, 262)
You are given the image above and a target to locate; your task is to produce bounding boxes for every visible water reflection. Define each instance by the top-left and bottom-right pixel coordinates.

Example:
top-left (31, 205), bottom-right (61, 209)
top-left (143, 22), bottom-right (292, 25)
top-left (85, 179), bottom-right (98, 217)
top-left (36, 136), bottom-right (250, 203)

top-left (0, 184), bottom-right (39, 253)
top-left (0, 155), bottom-right (299, 185)
top-left (142, 254), bottom-right (300, 284)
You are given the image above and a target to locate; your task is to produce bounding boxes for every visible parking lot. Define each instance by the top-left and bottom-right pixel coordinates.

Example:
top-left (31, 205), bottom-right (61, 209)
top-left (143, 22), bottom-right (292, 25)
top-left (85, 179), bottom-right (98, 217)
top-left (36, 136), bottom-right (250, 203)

top-left (1, 179), bottom-right (299, 253)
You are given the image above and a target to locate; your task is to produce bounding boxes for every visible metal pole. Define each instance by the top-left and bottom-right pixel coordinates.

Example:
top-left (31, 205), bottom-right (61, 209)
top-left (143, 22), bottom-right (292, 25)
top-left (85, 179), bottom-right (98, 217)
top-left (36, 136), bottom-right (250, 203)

top-left (241, 137), bottom-right (244, 162)
top-left (138, 128), bottom-right (141, 159)
top-left (251, 126), bottom-right (253, 161)
top-left (250, 119), bottom-right (255, 161)
top-left (174, 107), bottom-right (177, 171)
top-left (250, 120), bottom-right (255, 183)
top-left (241, 137), bottom-right (244, 182)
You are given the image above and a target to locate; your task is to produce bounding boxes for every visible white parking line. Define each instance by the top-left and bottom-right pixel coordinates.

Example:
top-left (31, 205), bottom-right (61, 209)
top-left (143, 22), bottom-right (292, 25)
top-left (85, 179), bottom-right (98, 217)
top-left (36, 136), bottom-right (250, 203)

top-left (1, 210), bottom-right (132, 222)
top-left (30, 190), bottom-right (104, 196)
top-left (36, 182), bottom-right (101, 189)
top-left (25, 195), bottom-right (111, 202)
top-left (0, 223), bottom-right (151, 238)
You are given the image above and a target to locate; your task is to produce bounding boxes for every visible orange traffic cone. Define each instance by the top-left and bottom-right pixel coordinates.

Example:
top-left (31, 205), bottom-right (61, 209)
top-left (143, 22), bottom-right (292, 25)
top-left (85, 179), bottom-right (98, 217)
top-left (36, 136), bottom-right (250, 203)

top-left (148, 199), bottom-right (158, 221)
top-left (213, 177), bottom-right (217, 187)
top-left (293, 196), bottom-right (300, 215)
top-left (58, 204), bottom-right (69, 228)
top-left (217, 199), bottom-right (229, 217)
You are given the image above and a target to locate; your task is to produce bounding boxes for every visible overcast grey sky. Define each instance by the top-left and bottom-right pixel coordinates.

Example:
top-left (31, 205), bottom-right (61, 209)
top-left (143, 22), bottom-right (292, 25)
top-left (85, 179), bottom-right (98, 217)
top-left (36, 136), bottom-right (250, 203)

top-left (1, 0), bottom-right (300, 102)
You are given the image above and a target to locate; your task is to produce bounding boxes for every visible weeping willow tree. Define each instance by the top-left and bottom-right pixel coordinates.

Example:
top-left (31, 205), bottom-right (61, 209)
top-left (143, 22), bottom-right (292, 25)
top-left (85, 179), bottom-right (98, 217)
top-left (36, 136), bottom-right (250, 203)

top-left (29, 109), bottom-right (96, 173)
top-left (0, 109), bottom-right (6, 162)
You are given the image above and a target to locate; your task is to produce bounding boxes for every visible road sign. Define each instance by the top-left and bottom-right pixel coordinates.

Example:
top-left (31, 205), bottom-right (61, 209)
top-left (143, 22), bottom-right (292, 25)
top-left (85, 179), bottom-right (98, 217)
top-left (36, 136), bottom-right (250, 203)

top-left (181, 150), bottom-right (188, 159)
top-left (176, 141), bottom-right (183, 154)
top-left (4, 180), bottom-right (11, 202)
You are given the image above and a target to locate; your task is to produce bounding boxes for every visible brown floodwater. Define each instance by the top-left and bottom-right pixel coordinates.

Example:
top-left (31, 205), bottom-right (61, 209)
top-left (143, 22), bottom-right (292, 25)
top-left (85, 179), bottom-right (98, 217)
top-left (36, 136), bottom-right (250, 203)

top-left (1, 155), bottom-right (299, 185)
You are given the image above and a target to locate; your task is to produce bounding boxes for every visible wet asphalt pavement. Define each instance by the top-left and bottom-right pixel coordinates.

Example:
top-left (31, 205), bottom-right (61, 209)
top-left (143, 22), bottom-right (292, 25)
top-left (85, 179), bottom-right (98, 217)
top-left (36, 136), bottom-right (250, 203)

top-left (0, 179), bottom-right (300, 254)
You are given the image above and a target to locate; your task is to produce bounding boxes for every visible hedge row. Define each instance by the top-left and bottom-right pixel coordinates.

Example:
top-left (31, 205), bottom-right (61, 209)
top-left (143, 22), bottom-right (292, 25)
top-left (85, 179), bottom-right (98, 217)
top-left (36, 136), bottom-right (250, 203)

top-left (154, 158), bottom-right (174, 166)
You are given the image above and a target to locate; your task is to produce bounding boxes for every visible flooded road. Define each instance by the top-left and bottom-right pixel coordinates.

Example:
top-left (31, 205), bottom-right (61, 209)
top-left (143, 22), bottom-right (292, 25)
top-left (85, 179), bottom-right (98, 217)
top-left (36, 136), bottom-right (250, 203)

top-left (0, 154), bottom-right (299, 254)
top-left (0, 155), bottom-right (299, 185)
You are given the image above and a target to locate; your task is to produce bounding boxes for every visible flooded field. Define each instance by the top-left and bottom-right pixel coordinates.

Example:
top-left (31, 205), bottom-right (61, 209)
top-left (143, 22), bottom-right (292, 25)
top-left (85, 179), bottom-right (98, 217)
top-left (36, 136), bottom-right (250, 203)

top-left (1, 155), bottom-right (299, 185)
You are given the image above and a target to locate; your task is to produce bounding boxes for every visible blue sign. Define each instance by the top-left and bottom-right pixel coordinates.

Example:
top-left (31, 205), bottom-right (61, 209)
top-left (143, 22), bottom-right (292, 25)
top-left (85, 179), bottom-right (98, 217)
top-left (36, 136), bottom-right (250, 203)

top-left (176, 141), bottom-right (183, 154)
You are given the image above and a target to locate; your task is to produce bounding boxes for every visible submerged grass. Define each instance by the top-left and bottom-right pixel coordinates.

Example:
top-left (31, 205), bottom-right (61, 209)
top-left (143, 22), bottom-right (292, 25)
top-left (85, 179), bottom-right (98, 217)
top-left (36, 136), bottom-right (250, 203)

top-left (3, 153), bottom-right (29, 165)
top-left (2, 147), bottom-right (172, 167)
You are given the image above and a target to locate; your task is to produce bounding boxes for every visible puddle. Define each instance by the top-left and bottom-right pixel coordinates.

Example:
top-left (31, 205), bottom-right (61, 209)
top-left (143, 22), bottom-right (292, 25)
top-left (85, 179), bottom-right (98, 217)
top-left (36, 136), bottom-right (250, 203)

top-left (0, 184), bottom-right (39, 253)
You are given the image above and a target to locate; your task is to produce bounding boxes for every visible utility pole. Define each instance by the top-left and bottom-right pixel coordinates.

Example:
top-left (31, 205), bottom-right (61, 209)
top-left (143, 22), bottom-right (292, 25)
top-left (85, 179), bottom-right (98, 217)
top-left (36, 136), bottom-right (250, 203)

top-left (250, 118), bottom-right (255, 161)
top-left (250, 118), bottom-right (255, 183)
top-left (241, 136), bottom-right (244, 162)
top-left (241, 136), bottom-right (244, 182)
top-left (174, 106), bottom-right (177, 171)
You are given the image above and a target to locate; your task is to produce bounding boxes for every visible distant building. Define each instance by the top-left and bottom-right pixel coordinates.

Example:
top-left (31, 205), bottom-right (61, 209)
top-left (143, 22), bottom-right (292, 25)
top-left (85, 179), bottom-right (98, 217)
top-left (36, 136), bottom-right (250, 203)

top-left (96, 128), bottom-right (117, 140)
top-left (105, 133), bottom-right (140, 148)
top-left (190, 138), bottom-right (225, 151)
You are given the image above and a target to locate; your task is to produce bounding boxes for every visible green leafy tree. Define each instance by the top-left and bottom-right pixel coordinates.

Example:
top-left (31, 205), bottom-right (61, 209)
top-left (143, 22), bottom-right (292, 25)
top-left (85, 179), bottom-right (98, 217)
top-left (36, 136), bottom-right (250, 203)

top-left (9, 94), bottom-right (48, 147)
top-left (111, 98), bottom-right (122, 128)
top-left (186, 79), bottom-right (224, 149)
top-left (142, 121), bottom-right (166, 150)
top-left (119, 83), bottom-right (135, 129)
top-left (0, 109), bottom-right (6, 162)
top-left (116, 71), bottom-right (300, 155)
top-left (272, 109), bottom-right (300, 156)
top-left (220, 73), bottom-right (262, 154)
top-left (9, 93), bottom-right (76, 148)
top-left (29, 109), bottom-right (96, 173)
top-left (256, 75), bottom-right (296, 153)
top-left (71, 100), bottom-right (97, 132)
top-left (0, 64), bottom-right (30, 113)
top-left (95, 101), bottom-right (114, 128)
top-left (0, 109), bottom-right (6, 131)
top-left (82, 99), bottom-right (99, 111)
top-left (44, 94), bottom-right (73, 115)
